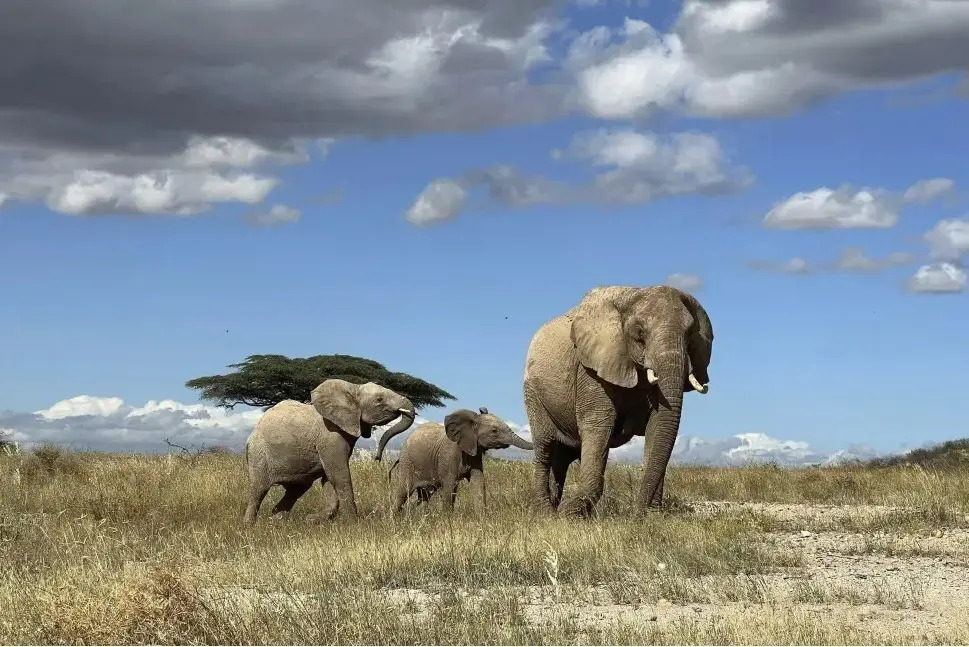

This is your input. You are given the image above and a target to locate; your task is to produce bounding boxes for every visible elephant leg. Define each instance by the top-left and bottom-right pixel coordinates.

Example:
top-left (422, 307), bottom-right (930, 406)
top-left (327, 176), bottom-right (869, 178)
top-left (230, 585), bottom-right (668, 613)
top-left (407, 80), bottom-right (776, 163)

top-left (244, 479), bottom-right (272, 526)
top-left (650, 466), bottom-right (666, 508)
top-left (270, 482), bottom-right (312, 520)
top-left (470, 467), bottom-right (486, 514)
top-left (319, 479), bottom-right (340, 521)
top-left (524, 394), bottom-right (561, 514)
top-left (549, 446), bottom-right (578, 510)
top-left (415, 487), bottom-right (434, 505)
top-left (392, 486), bottom-right (409, 515)
top-left (439, 476), bottom-right (458, 513)
top-left (560, 421), bottom-right (611, 518)
top-left (325, 460), bottom-right (358, 519)
top-left (391, 472), bottom-right (411, 516)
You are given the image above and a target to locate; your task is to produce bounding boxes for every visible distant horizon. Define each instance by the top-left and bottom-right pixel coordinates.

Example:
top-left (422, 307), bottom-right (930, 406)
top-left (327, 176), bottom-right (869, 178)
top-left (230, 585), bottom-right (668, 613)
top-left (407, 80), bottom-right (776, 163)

top-left (0, 392), bottom-right (932, 468)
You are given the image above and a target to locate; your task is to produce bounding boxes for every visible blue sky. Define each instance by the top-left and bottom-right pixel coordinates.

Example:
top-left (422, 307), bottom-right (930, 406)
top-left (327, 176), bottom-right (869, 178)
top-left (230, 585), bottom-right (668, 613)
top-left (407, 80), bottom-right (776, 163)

top-left (1, 0), bottom-right (968, 462)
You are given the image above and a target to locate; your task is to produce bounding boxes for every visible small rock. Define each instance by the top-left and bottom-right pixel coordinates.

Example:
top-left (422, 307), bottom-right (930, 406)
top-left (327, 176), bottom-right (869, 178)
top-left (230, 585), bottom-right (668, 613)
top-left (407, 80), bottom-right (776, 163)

top-left (799, 530), bottom-right (814, 538)
top-left (656, 562), bottom-right (667, 571)
top-left (932, 529), bottom-right (944, 538)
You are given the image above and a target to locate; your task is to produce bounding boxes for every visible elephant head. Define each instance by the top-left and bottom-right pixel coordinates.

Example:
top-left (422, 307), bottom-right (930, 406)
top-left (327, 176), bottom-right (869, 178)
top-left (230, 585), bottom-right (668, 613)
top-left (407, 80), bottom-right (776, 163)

top-left (569, 285), bottom-right (713, 509)
top-left (312, 379), bottom-right (416, 446)
top-left (443, 407), bottom-right (534, 456)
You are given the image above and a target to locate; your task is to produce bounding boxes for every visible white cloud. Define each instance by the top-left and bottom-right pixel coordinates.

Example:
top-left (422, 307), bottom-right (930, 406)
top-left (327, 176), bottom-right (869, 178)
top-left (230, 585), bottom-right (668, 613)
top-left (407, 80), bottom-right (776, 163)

top-left (832, 248), bottom-right (914, 272)
top-left (405, 178), bottom-right (468, 226)
top-left (246, 204), bottom-right (301, 227)
top-left (0, 135), bottom-right (300, 216)
top-left (750, 248), bottom-right (915, 277)
top-left (405, 128), bottom-right (751, 224)
top-left (903, 177), bottom-right (956, 205)
top-left (665, 273), bottom-right (703, 291)
top-left (748, 257), bottom-right (812, 275)
top-left (562, 129), bottom-right (753, 204)
top-left (763, 186), bottom-right (899, 229)
top-left (906, 262), bottom-right (967, 294)
top-left (569, 1), bottom-right (969, 120)
top-left (43, 169), bottom-right (278, 216)
top-left (2, 395), bottom-right (264, 452)
top-left (37, 395), bottom-right (124, 420)
top-left (179, 136), bottom-right (310, 170)
top-left (608, 432), bottom-right (878, 467)
top-left (924, 219), bottom-right (969, 261)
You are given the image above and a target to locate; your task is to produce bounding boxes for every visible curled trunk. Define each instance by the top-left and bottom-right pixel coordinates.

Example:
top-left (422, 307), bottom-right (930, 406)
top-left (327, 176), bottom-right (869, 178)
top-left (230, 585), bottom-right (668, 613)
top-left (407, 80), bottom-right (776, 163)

top-left (374, 408), bottom-right (416, 462)
top-left (639, 342), bottom-right (686, 511)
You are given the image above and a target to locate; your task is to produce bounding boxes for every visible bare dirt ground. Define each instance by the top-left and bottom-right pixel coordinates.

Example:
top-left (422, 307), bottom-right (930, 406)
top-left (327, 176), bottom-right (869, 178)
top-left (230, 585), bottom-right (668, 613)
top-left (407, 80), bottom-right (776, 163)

top-left (201, 501), bottom-right (969, 643)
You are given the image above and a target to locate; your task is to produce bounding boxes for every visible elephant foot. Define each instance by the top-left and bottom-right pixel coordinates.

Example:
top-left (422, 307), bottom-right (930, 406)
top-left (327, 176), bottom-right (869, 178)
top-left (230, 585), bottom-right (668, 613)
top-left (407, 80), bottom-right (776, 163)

top-left (559, 496), bottom-right (597, 519)
top-left (530, 499), bottom-right (559, 517)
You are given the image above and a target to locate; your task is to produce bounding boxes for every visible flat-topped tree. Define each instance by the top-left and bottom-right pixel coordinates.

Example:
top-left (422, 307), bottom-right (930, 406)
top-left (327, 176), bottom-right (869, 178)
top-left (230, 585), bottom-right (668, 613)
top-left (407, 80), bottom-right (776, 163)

top-left (185, 353), bottom-right (456, 411)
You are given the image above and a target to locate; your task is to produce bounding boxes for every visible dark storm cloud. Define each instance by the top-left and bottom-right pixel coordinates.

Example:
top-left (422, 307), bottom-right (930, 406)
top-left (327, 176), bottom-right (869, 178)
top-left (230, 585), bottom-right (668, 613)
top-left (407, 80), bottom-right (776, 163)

top-left (0, 0), bottom-right (566, 156)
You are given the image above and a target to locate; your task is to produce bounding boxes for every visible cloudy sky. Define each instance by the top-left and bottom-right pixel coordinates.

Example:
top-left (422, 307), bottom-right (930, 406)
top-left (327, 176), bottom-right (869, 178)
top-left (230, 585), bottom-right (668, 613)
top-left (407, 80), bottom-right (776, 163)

top-left (2, 0), bottom-right (968, 464)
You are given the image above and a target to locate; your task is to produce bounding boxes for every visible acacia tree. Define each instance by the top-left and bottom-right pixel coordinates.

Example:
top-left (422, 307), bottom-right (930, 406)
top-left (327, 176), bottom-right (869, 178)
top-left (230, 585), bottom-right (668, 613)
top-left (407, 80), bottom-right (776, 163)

top-left (185, 354), bottom-right (456, 411)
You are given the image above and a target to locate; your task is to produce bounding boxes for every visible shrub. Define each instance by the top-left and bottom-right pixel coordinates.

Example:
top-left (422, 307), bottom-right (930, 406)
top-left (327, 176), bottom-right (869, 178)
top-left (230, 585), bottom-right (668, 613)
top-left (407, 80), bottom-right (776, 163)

top-left (20, 443), bottom-right (85, 482)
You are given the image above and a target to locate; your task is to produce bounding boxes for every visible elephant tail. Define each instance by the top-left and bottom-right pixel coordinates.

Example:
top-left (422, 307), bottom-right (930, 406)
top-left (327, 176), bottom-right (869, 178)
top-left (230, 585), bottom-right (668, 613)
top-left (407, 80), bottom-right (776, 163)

top-left (387, 457), bottom-right (400, 485)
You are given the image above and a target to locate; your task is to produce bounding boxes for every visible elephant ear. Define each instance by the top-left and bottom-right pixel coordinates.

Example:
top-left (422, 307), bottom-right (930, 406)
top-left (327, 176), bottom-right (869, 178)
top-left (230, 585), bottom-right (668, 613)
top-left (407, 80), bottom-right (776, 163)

top-left (570, 296), bottom-right (638, 388)
top-left (678, 291), bottom-right (714, 387)
top-left (311, 379), bottom-right (362, 437)
top-left (444, 409), bottom-right (478, 456)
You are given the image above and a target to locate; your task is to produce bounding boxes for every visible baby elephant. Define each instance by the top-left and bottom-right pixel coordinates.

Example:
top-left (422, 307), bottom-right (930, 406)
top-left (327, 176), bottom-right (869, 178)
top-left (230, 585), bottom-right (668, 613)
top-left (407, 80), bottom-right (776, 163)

top-left (388, 407), bottom-right (533, 514)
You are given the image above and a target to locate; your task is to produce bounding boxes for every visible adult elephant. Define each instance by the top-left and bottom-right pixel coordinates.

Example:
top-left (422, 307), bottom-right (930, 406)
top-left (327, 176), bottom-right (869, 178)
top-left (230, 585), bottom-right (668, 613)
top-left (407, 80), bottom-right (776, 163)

top-left (243, 379), bottom-right (416, 525)
top-left (522, 285), bottom-right (713, 517)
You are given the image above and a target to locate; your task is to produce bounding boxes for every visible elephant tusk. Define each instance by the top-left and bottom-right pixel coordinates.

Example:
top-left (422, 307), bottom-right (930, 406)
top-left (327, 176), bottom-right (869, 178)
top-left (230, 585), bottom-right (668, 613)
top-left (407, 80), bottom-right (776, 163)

top-left (688, 374), bottom-right (708, 394)
top-left (645, 368), bottom-right (659, 385)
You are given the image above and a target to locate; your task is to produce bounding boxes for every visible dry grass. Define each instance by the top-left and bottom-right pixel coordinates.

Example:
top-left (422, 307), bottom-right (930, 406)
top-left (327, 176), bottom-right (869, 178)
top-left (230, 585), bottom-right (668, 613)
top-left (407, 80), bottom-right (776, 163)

top-left (1, 448), bottom-right (968, 644)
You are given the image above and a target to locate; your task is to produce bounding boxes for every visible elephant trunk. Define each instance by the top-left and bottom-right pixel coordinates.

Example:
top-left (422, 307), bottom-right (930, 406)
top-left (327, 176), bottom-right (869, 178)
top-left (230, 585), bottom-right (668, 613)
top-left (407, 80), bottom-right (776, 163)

top-left (374, 406), bottom-right (416, 462)
top-left (507, 431), bottom-right (534, 451)
top-left (639, 336), bottom-right (686, 511)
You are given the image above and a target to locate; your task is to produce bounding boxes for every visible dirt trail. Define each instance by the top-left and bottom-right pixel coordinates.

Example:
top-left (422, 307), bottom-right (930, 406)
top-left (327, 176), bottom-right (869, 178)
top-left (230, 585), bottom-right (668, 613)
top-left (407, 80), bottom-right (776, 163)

top-left (204, 501), bottom-right (969, 642)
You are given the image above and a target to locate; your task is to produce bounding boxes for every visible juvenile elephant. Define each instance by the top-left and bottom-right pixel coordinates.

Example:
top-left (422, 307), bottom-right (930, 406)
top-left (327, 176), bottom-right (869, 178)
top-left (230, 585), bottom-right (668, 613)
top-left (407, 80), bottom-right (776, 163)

top-left (243, 379), bottom-right (416, 525)
top-left (523, 285), bottom-right (714, 517)
top-left (387, 407), bottom-right (533, 514)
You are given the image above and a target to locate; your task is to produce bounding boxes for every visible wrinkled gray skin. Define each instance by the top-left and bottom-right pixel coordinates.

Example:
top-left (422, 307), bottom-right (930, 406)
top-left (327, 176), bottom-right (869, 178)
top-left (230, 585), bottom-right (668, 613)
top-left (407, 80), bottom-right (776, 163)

top-left (243, 379), bottom-right (415, 525)
top-left (523, 285), bottom-right (714, 517)
top-left (387, 407), bottom-right (534, 514)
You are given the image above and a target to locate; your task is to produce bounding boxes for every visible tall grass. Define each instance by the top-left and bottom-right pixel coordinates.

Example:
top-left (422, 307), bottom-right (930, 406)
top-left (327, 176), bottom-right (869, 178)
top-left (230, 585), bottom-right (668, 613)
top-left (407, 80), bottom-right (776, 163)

top-left (0, 448), bottom-right (967, 644)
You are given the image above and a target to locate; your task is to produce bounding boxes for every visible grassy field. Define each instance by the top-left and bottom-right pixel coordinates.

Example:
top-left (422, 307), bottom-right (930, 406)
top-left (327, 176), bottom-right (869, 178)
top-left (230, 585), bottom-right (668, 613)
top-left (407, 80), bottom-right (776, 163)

top-left (1, 444), bottom-right (968, 645)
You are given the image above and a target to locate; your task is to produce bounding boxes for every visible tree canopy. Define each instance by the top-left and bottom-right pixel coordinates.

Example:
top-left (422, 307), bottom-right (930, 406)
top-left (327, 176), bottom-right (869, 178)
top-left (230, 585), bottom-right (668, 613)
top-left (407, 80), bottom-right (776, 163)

top-left (185, 354), bottom-right (456, 411)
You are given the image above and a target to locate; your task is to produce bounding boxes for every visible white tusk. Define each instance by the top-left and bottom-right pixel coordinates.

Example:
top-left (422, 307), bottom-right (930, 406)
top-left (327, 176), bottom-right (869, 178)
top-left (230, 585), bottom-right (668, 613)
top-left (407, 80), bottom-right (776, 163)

top-left (688, 374), bottom-right (708, 394)
top-left (645, 368), bottom-right (659, 385)
top-left (398, 408), bottom-right (413, 415)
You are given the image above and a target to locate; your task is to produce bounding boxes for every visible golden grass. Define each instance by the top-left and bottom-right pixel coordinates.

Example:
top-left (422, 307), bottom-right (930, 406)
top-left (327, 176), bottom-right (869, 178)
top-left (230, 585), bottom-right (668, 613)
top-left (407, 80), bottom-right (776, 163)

top-left (1, 447), bottom-right (968, 644)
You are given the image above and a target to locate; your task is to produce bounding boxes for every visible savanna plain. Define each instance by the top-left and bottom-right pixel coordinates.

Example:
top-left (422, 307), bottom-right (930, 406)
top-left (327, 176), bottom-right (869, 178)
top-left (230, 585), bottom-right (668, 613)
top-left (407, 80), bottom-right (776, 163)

top-left (2, 443), bottom-right (969, 645)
